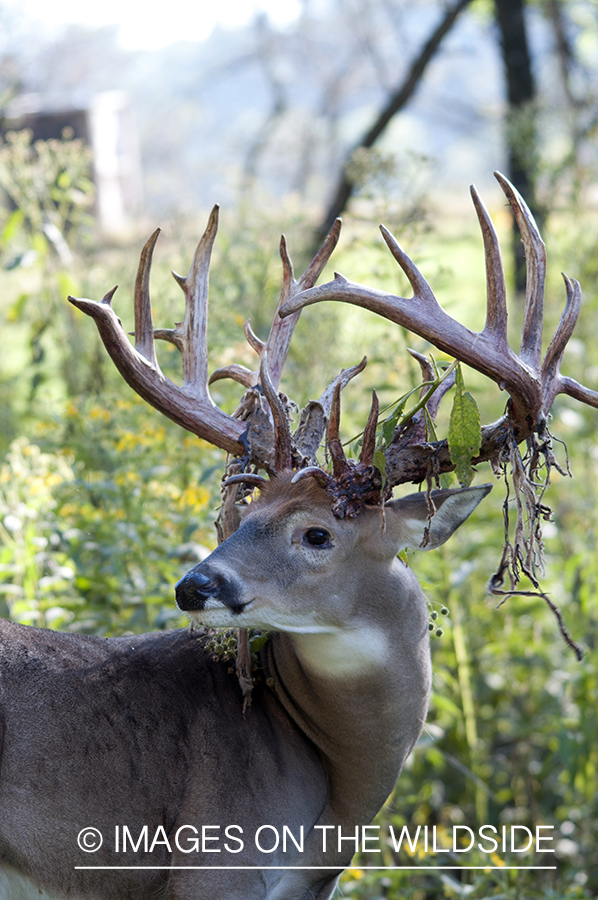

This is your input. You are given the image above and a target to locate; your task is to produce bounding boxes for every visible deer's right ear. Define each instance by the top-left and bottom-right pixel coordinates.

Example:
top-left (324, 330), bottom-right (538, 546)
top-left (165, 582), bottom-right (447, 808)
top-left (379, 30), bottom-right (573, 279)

top-left (386, 484), bottom-right (492, 551)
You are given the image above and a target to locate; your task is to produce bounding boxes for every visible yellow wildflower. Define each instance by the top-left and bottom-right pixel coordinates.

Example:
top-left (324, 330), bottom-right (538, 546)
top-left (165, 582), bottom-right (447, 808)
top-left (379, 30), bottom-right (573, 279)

top-left (178, 485), bottom-right (210, 512)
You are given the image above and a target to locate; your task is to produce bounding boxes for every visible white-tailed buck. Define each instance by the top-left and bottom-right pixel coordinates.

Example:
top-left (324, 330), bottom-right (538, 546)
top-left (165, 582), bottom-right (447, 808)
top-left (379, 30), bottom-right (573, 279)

top-left (0, 173), bottom-right (596, 900)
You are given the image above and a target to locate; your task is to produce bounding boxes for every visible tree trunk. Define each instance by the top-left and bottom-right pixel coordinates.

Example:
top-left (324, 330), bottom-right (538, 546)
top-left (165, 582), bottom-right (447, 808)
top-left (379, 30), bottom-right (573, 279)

top-left (494, 0), bottom-right (539, 292)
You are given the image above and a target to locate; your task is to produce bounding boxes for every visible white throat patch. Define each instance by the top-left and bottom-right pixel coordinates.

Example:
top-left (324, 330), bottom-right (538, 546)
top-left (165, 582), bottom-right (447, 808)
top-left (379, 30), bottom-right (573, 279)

top-left (291, 625), bottom-right (390, 678)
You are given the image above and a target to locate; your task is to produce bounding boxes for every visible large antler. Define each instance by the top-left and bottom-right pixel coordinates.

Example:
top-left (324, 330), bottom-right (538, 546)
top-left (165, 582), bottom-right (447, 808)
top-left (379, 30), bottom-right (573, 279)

top-left (281, 172), bottom-right (598, 487)
top-left (69, 208), bottom-right (245, 456)
top-left (68, 208), bottom-right (344, 472)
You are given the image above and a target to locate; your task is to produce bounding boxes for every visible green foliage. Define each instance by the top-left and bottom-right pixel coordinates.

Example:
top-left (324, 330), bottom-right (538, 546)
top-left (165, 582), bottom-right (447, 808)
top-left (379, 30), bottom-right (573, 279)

top-left (0, 438), bottom-right (76, 627)
top-left (0, 128), bottom-right (95, 249)
top-left (0, 128), bottom-right (97, 452)
top-left (372, 359), bottom-right (458, 460)
top-left (0, 403), bottom-right (223, 634)
top-left (448, 363), bottom-right (482, 487)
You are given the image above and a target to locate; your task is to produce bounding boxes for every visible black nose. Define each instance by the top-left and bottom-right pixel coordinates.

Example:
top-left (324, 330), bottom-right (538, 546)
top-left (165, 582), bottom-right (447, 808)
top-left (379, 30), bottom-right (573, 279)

top-left (175, 569), bottom-right (220, 611)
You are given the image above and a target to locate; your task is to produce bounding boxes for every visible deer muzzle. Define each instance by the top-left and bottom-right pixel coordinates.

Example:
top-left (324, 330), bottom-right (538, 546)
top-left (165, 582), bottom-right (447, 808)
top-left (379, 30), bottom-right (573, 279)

top-left (175, 565), bottom-right (246, 615)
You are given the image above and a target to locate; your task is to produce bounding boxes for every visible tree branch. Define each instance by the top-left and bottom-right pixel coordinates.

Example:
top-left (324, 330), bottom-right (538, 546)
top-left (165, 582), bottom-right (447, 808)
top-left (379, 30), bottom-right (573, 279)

top-left (314, 0), bottom-right (474, 247)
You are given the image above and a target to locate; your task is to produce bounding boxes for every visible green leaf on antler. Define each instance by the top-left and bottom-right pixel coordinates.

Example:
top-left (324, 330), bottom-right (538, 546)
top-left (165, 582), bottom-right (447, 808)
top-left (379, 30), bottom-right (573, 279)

top-left (373, 447), bottom-right (387, 491)
top-left (448, 363), bottom-right (481, 487)
top-left (380, 392), bottom-right (412, 447)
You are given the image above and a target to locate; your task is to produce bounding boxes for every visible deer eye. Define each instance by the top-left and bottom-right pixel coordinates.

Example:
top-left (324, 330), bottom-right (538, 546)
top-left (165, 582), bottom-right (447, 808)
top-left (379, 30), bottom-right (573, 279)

top-left (303, 528), bottom-right (331, 547)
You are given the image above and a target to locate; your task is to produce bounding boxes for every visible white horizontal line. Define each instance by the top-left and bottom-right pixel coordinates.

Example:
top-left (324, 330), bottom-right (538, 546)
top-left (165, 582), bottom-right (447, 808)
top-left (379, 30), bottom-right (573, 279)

top-left (75, 865), bottom-right (557, 871)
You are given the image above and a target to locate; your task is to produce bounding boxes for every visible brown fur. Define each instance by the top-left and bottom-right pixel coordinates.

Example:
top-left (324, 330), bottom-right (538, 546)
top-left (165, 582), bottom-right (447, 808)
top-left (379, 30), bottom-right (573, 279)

top-left (243, 470), bottom-right (334, 521)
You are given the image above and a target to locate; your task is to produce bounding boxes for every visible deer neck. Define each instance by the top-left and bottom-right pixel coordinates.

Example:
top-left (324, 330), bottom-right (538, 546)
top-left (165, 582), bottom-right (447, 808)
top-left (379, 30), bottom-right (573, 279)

top-left (262, 560), bottom-right (432, 825)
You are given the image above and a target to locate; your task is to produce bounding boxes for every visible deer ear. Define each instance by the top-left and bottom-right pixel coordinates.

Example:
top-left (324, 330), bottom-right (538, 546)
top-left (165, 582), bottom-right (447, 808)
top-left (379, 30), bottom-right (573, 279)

top-left (386, 484), bottom-right (492, 551)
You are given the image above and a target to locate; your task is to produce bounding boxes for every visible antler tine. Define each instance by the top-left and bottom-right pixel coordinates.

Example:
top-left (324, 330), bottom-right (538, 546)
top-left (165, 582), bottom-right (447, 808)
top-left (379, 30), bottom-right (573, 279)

top-left (244, 320), bottom-right (266, 355)
top-left (328, 382), bottom-right (351, 478)
top-left (260, 234), bottom-right (299, 391)
top-left (542, 274), bottom-right (598, 410)
top-left (317, 357), bottom-right (368, 418)
top-left (134, 228), bottom-right (161, 367)
top-left (559, 375), bottom-right (598, 408)
top-left (170, 204), bottom-right (220, 393)
top-left (292, 357), bottom-right (368, 464)
top-left (222, 473), bottom-right (269, 489)
top-left (208, 364), bottom-right (255, 388)
top-left (297, 217), bottom-right (342, 292)
top-left (494, 171), bottom-right (546, 370)
top-left (208, 318), bottom-right (263, 387)
top-left (259, 352), bottom-right (294, 471)
top-left (280, 233), bottom-right (295, 294)
top-left (470, 185), bottom-right (509, 348)
top-left (359, 390), bottom-right (379, 466)
top-left (379, 225), bottom-right (436, 304)
top-left (408, 348), bottom-right (434, 383)
top-left (264, 219), bottom-right (342, 390)
top-left (541, 274), bottom-right (581, 397)
top-left (151, 327), bottom-right (184, 350)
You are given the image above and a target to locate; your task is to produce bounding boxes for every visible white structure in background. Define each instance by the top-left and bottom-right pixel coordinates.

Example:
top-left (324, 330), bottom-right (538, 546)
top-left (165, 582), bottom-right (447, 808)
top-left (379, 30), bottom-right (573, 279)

top-left (88, 91), bottom-right (142, 236)
top-left (2, 90), bottom-right (143, 237)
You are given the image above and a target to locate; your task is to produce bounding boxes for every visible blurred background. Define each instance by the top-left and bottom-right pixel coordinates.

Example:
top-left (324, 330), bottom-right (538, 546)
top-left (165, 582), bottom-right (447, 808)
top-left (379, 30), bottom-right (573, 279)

top-left (0, 0), bottom-right (597, 897)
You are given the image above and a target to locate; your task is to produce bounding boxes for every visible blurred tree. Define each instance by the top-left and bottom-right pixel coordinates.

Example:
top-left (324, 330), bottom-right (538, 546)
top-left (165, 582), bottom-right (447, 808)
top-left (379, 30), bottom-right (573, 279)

top-left (0, 127), bottom-right (95, 446)
top-left (494, 0), bottom-right (539, 292)
top-left (241, 15), bottom-right (288, 195)
top-left (314, 0), bottom-right (474, 247)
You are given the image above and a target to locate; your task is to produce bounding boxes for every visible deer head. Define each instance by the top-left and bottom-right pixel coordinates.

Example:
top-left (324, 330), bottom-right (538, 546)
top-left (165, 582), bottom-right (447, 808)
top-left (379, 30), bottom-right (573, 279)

top-left (175, 471), bottom-right (491, 658)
